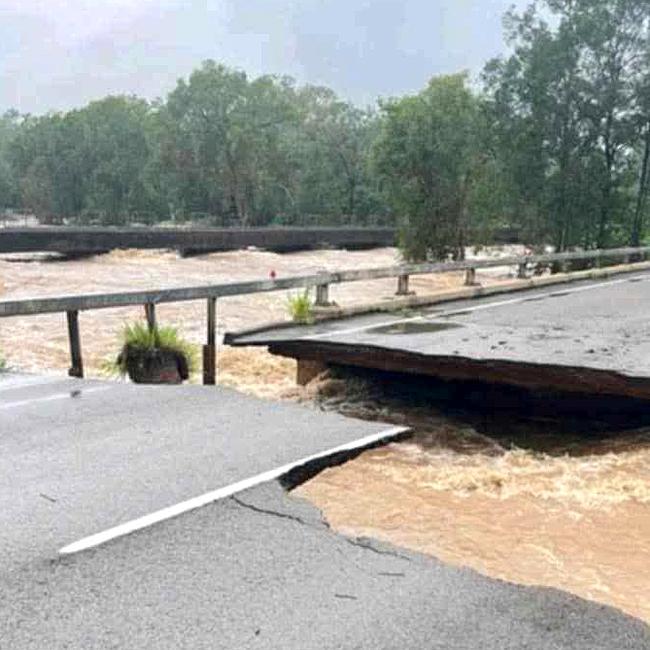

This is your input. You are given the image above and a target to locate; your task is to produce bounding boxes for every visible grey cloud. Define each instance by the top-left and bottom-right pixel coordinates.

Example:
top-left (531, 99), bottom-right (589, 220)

top-left (0, 0), bottom-right (529, 114)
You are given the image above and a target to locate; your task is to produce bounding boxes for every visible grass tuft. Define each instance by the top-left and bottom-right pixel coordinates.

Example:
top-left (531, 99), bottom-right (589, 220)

top-left (287, 289), bottom-right (314, 324)
top-left (102, 322), bottom-right (198, 377)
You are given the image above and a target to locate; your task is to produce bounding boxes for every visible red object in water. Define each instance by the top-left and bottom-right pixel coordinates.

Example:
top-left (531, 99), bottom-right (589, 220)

top-left (269, 270), bottom-right (277, 279)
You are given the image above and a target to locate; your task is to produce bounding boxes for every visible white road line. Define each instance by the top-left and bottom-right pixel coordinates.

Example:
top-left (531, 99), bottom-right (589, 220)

top-left (0, 386), bottom-right (111, 411)
top-left (0, 375), bottom-right (62, 393)
top-left (59, 425), bottom-right (409, 556)
top-left (305, 273), bottom-right (650, 340)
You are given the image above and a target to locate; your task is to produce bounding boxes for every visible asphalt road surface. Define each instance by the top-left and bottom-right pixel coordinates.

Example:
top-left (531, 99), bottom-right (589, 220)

top-left (1, 374), bottom-right (648, 648)
top-left (0, 374), bottom-right (400, 564)
top-left (228, 270), bottom-right (650, 397)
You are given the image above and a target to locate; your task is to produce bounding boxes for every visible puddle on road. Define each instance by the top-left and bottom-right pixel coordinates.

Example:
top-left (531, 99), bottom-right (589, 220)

top-left (369, 321), bottom-right (464, 335)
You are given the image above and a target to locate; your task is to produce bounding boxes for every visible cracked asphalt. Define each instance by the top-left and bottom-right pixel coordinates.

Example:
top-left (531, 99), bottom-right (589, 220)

top-left (0, 375), bottom-right (393, 569)
top-left (2, 482), bottom-right (648, 649)
top-left (1, 374), bottom-right (648, 648)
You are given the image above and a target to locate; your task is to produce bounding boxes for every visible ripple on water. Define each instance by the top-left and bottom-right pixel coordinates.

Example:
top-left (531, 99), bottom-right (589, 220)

top-left (295, 372), bottom-right (650, 623)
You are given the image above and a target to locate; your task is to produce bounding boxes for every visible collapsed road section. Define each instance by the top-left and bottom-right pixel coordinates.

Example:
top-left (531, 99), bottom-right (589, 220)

top-left (226, 270), bottom-right (650, 403)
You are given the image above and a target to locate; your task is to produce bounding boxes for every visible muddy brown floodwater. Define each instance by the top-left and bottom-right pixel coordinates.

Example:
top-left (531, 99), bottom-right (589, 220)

top-left (1, 247), bottom-right (648, 623)
top-left (0, 246), bottom-right (483, 395)
top-left (298, 444), bottom-right (650, 622)
top-left (296, 374), bottom-right (650, 623)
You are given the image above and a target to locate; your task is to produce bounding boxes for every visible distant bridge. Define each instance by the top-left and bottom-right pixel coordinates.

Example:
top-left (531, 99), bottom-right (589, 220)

top-left (0, 226), bottom-right (396, 256)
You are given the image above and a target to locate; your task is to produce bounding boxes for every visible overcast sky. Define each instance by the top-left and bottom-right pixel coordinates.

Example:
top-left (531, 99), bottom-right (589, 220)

top-left (0, 0), bottom-right (529, 114)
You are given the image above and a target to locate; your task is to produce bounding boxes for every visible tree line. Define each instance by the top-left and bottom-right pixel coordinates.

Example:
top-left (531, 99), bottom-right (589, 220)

top-left (0, 70), bottom-right (387, 230)
top-left (0, 0), bottom-right (648, 260)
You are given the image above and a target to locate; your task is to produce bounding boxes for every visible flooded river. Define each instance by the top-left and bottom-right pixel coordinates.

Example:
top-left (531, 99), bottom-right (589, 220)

top-left (295, 371), bottom-right (650, 622)
top-left (1, 248), bottom-right (648, 623)
top-left (0, 246), bottom-right (471, 394)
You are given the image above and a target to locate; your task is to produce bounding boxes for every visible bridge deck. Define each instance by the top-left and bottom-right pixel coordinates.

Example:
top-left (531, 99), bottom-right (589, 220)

top-left (227, 270), bottom-right (650, 400)
top-left (0, 226), bottom-right (395, 255)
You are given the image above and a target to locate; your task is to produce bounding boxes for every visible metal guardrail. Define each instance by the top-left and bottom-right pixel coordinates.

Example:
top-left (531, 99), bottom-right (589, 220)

top-left (2, 245), bottom-right (649, 383)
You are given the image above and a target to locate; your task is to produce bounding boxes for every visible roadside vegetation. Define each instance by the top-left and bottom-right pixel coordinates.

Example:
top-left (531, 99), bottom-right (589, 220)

top-left (0, 0), bottom-right (648, 262)
top-left (287, 290), bottom-right (315, 324)
top-left (103, 322), bottom-right (198, 383)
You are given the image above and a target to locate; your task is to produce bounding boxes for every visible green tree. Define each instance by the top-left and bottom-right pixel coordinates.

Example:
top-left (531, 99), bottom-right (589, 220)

top-left (0, 110), bottom-right (21, 210)
top-left (8, 97), bottom-right (155, 224)
top-left (9, 113), bottom-right (83, 221)
top-left (164, 61), bottom-right (297, 226)
top-left (630, 26), bottom-right (650, 245)
top-left (278, 85), bottom-right (385, 225)
top-left (484, 0), bottom-right (650, 250)
top-left (373, 73), bottom-right (482, 260)
top-left (80, 96), bottom-right (156, 223)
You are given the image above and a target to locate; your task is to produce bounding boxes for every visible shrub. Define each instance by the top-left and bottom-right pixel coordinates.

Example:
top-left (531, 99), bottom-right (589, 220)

top-left (103, 322), bottom-right (198, 378)
top-left (287, 289), bottom-right (314, 324)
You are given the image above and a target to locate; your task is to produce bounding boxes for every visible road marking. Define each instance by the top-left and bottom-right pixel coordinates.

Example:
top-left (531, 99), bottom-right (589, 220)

top-left (0, 386), bottom-right (111, 411)
top-left (59, 425), bottom-right (409, 556)
top-left (305, 272), bottom-right (650, 340)
top-left (0, 375), bottom-right (63, 393)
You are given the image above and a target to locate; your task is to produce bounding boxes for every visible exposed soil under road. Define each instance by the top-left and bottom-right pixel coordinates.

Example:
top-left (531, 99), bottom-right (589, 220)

top-left (1, 247), bottom-right (648, 623)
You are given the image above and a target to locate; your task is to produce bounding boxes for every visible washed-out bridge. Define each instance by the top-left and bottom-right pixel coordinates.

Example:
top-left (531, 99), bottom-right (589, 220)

top-left (3, 245), bottom-right (650, 401)
top-left (2, 245), bottom-right (650, 647)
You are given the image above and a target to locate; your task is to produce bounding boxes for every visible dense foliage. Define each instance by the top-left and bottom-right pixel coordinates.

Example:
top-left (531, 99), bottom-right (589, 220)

top-left (373, 74), bottom-right (484, 260)
top-left (0, 0), bottom-right (648, 259)
top-left (484, 0), bottom-right (650, 252)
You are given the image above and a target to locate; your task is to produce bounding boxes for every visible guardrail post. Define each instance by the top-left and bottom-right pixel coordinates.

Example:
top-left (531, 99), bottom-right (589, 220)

top-left (203, 297), bottom-right (217, 386)
top-left (66, 310), bottom-right (84, 379)
top-left (144, 302), bottom-right (157, 331)
top-left (396, 274), bottom-right (412, 296)
top-left (554, 259), bottom-right (568, 274)
top-left (517, 262), bottom-right (528, 279)
top-left (315, 284), bottom-right (330, 307)
top-left (464, 268), bottom-right (476, 286)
